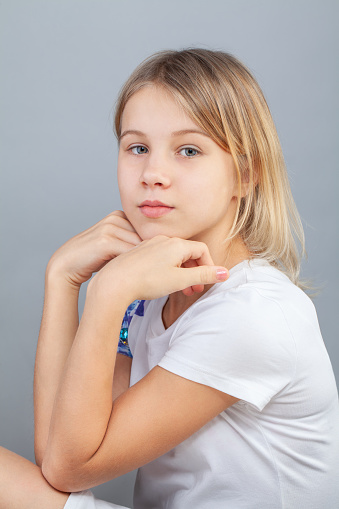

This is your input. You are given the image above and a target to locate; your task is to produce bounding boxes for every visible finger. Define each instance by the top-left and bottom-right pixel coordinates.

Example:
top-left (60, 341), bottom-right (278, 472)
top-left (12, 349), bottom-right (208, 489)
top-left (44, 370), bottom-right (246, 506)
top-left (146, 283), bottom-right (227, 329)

top-left (180, 259), bottom-right (205, 295)
top-left (105, 211), bottom-right (141, 236)
top-left (180, 259), bottom-right (197, 269)
top-left (168, 239), bottom-right (216, 295)
top-left (181, 286), bottom-right (195, 296)
top-left (113, 227), bottom-right (143, 246)
top-left (96, 239), bottom-right (141, 272)
top-left (111, 216), bottom-right (137, 233)
top-left (110, 210), bottom-right (127, 219)
top-left (100, 221), bottom-right (143, 246)
top-left (176, 264), bottom-right (229, 290)
top-left (192, 284), bottom-right (205, 293)
top-left (181, 260), bottom-right (205, 294)
top-left (181, 285), bottom-right (205, 296)
top-left (175, 239), bottom-right (215, 268)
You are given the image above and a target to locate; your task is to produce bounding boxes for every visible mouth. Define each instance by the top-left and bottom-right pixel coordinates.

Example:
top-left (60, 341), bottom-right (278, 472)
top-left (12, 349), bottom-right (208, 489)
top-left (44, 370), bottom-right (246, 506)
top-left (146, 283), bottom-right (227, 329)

top-left (138, 200), bottom-right (174, 218)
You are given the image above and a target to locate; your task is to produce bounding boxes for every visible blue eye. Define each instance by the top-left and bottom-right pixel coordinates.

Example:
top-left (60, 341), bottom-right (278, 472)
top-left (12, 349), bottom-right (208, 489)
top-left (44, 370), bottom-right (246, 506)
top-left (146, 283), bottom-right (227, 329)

top-left (179, 147), bottom-right (199, 157)
top-left (130, 146), bottom-right (148, 155)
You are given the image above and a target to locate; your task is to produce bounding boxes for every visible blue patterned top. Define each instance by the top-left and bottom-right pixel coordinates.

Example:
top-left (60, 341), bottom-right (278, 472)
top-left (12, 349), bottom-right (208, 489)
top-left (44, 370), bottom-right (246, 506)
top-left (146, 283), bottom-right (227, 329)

top-left (117, 299), bottom-right (145, 358)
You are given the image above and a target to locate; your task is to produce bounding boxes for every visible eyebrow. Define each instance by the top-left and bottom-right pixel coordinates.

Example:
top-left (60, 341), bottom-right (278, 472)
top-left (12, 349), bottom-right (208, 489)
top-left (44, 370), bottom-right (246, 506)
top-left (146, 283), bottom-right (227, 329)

top-left (119, 129), bottom-right (210, 141)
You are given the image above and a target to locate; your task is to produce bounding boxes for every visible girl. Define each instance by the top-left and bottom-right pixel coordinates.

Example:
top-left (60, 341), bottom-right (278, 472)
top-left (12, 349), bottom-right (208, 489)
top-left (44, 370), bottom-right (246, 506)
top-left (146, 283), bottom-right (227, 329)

top-left (1, 49), bottom-right (338, 509)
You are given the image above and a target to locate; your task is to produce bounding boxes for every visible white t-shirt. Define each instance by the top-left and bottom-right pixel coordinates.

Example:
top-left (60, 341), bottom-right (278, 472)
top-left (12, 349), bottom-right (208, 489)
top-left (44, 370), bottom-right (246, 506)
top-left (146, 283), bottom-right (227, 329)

top-left (127, 259), bottom-right (339, 509)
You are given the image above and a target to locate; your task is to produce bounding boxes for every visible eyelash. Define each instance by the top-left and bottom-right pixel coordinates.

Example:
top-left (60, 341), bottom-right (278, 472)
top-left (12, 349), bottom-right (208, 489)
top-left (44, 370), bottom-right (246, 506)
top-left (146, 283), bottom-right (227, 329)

top-left (128, 145), bottom-right (201, 157)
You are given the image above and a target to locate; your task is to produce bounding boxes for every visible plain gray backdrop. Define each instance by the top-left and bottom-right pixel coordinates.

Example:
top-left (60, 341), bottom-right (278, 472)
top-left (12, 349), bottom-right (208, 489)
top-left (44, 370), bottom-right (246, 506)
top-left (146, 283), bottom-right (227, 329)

top-left (1, 0), bottom-right (338, 506)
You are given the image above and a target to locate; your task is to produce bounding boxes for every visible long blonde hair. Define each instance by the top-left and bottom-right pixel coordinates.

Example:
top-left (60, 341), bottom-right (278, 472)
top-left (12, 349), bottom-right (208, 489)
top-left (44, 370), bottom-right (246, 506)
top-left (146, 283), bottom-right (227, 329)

top-left (114, 48), bottom-right (306, 288)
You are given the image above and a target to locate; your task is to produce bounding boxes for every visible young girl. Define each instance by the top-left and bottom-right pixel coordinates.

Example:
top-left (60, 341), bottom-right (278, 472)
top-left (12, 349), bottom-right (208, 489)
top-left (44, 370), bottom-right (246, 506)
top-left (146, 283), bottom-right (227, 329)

top-left (1, 48), bottom-right (338, 509)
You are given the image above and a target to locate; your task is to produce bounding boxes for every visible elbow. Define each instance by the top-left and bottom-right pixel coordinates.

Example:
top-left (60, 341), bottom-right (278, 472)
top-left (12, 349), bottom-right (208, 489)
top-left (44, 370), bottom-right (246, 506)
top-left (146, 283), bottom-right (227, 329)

top-left (41, 457), bottom-right (69, 493)
top-left (41, 456), bottom-right (84, 493)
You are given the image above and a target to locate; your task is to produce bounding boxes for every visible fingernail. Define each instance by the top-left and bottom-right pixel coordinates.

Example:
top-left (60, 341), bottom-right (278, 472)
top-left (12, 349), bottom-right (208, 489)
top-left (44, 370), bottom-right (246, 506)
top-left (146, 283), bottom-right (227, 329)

top-left (216, 269), bottom-right (229, 281)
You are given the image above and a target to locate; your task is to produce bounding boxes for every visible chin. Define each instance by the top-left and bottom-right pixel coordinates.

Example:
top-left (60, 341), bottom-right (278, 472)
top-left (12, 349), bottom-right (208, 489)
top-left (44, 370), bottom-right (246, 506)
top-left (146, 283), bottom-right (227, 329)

top-left (138, 229), bottom-right (169, 241)
top-left (135, 223), bottom-right (186, 241)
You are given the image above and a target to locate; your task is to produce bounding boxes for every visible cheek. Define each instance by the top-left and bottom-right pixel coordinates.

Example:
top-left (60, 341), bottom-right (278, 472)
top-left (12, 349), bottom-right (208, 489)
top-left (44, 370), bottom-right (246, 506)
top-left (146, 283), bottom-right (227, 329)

top-left (117, 165), bottom-right (132, 200)
top-left (117, 152), bottom-right (129, 185)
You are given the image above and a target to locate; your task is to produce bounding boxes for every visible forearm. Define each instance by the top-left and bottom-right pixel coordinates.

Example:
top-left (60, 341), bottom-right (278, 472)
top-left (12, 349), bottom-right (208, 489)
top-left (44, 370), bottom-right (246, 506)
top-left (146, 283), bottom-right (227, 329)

top-left (42, 279), bottom-right (130, 470)
top-left (33, 268), bottom-right (80, 467)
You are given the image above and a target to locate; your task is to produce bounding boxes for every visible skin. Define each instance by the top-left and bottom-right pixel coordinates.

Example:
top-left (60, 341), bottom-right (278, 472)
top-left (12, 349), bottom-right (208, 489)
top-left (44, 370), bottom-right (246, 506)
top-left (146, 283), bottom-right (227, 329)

top-left (118, 85), bottom-right (251, 324)
top-left (1, 84), bottom-right (252, 506)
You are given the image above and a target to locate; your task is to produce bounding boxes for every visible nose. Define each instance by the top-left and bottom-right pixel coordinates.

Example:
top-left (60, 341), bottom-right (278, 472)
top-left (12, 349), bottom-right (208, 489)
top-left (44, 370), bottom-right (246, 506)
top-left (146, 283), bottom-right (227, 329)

top-left (139, 156), bottom-right (171, 188)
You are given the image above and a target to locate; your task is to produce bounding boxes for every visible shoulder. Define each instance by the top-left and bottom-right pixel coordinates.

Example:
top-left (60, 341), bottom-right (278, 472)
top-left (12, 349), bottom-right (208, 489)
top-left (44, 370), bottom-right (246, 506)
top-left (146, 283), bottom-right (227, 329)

top-left (182, 259), bottom-right (316, 332)
top-left (168, 259), bottom-right (319, 366)
top-left (158, 262), bottom-right (304, 411)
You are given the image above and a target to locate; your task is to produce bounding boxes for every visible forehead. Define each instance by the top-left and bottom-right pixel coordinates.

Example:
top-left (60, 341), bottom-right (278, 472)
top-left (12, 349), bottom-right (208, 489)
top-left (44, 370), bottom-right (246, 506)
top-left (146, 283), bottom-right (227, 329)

top-left (120, 85), bottom-right (199, 133)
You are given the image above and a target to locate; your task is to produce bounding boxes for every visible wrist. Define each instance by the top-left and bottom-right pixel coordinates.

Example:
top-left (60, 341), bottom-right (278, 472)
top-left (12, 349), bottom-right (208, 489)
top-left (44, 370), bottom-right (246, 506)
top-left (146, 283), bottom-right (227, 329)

top-left (45, 265), bottom-right (81, 295)
top-left (86, 272), bottom-right (134, 311)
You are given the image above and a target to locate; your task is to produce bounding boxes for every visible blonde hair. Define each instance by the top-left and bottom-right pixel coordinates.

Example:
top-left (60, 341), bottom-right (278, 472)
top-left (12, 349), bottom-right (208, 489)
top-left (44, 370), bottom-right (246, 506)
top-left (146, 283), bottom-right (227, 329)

top-left (114, 48), bottom-right (307, 289)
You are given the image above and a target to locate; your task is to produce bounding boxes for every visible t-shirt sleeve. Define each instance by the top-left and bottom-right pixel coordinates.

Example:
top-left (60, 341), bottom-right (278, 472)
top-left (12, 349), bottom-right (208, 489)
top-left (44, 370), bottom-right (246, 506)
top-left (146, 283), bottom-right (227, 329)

top-left (157, 288), bottom-right (296, 411)
top-left (117, 299), bottom-right (145, 359)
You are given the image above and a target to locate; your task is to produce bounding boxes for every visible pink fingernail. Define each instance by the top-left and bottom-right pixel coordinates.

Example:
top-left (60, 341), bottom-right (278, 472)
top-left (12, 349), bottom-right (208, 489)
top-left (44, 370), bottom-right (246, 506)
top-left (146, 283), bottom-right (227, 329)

top-left (216, 269), bottom-right (228, 281)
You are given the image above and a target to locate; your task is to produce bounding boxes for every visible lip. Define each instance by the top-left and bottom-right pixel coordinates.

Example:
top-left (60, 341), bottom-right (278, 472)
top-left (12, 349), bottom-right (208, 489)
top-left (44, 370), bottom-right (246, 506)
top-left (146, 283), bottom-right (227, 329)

top-left (138, 200), bottom-right (174, 218)
top-left (139, 200), bottom-right (173, 207)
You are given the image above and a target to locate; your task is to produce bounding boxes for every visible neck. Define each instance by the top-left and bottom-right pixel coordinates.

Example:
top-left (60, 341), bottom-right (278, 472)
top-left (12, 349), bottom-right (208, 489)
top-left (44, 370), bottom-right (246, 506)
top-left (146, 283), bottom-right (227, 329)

top-left (164, 235), bottom-right (251, 321)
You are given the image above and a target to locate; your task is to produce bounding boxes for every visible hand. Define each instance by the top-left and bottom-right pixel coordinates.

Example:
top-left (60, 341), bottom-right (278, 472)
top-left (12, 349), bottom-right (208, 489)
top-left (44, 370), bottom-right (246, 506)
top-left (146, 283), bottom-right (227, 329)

top-left (89, 235), bottom-right (229, 302)
top-left (47, 211), bottom-right (143, 288)
top-left (180, 258), bottom-right (206, 297)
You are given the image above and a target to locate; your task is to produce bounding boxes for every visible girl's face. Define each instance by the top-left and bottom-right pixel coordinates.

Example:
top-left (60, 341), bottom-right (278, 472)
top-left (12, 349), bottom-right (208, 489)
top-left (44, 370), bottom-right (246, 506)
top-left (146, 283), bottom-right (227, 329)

top-left (117, 85), bottom-right (241, 245)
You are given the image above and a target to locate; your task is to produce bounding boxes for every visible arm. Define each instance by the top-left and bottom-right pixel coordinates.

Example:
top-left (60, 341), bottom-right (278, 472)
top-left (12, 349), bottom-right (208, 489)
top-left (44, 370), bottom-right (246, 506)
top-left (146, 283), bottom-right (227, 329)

top-left (41, 284), bottom-right (129, 476)
top-left (112, 354), bottom-right (132, 402)
top-left (34, 210), bottom-right (141, 467)
top-left (33, 268), bottom-right (80, 467)
top-left (41, 236), bottom-right (234, 492)
top-left (33, 269), bottom-right (131, 467)
top-left (42, 284), bottom-right (238, 493)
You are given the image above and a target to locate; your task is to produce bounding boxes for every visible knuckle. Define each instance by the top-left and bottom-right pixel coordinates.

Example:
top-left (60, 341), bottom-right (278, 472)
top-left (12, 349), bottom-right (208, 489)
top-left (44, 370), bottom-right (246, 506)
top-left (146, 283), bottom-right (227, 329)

top-left (197, 240), bottom-right (208, 249)
top-left (100, 223), bottom-right (116, 236)
top-left (96, 226), bottom-right (117, 246)
top-left (96, 236), bottom-right (111, 251)
top-left (152, 234), bottom-right (169, 242)
top-left (170, 236), bottom-right (183, 245)
top-left (101, 212), bottom-right (123, 228)
top-left (200, 266), bottom-right (211, 283)
top-left (110, 210), bottom-right (125, 218)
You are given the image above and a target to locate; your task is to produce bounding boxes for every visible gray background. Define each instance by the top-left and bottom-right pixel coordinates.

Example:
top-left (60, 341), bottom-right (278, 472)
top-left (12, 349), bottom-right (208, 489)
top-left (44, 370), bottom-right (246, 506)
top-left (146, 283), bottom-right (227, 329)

top-left (0, 0), bottom-right (338, 506)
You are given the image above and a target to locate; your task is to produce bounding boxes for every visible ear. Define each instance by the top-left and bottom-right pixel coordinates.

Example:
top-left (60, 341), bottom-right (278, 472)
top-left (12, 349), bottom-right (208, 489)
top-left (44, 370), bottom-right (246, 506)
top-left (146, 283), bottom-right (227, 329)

top-left (234, 157), bottom-right (258, 198)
